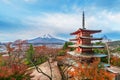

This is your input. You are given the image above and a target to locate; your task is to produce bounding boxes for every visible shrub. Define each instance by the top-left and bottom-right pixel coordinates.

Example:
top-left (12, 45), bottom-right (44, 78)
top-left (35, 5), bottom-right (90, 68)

top-left (58, 50), bottom-right (66, 56)
top-left (0, 64), bottom-right (30, 80)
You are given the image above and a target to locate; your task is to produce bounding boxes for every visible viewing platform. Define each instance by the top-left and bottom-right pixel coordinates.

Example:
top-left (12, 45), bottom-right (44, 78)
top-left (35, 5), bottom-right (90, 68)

top-left (67, 51), bottom-right (107, 58)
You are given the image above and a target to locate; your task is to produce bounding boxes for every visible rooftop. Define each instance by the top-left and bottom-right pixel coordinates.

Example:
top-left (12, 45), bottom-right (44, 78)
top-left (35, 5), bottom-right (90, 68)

top-left (70, 37), bottom-right (102, 41)
top-left (67, 51), bottom-right (107, 57)
top-left (68, 44), bottom-right (104, 48)
top-left (70, 28), bottom-right (101, 35)
top-left (107, 66), bottom-right (120, 74)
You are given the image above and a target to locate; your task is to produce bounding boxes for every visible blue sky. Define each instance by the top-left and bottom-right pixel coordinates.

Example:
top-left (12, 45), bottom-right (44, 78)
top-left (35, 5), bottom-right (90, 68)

top-left (0, 0), bottom-right (120, 42)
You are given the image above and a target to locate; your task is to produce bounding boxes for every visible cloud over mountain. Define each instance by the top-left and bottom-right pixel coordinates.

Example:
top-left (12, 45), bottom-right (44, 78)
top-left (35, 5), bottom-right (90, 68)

top-left (0, 0), bottom-right (120, 42)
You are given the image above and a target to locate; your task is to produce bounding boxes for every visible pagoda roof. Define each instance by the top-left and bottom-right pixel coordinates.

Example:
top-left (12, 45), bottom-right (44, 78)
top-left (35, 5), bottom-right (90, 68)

top-left (80, 36), bottom-right (102, 40)
top-left (69, 38), bottom-right (78, 41)
top-left (79, 45), bottom-right (104, 49)
top-left (67, 51), bottom-right (107, 58)
top-left (70, 36), bottom-right (102, 41)
top-left (68, 44), bottom-right (80, 48)
top-left (68, 44), bottom-right (104, 48)
top-left (100, 63), bottom-right (110, 67)
top-left (107, 66), bottom-right (120, 74)
top-left (70, 28), bottom-right (101, 35)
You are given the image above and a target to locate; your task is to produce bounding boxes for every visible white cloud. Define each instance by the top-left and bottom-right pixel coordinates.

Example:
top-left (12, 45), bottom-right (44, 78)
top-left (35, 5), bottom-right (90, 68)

top-left (23, 11), bottom-right (120, 35)
top-left (24, 13), bottom-right (82, 34)
top-left (1, 10), bottom-right (119, 42)
top-left (1, 3), bottom-right (120, 42)
top-left (86, 11), bottom-right (120, 33)
top-left (0, 26), bottom-right (56, 42)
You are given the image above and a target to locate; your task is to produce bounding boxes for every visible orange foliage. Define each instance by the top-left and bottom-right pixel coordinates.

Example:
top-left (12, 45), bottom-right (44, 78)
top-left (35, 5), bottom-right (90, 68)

top-left (34, 46), bottom-right (47, 53)
top-left (67, 61), bottom-right (114, 80)
top-left (0, 64), bottom-right (28, 79)
top-left (0, 41), bottom-right (30, 79)
top-left (111, 56), bottom-right (120, 67)
top-left (34, 46), bottom-right (60, 57)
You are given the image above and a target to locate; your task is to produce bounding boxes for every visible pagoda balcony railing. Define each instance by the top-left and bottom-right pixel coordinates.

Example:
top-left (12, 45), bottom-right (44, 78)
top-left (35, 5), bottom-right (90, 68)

top-left (68, 44), bottom-right (104, 48)
top-left (69, 36), bottom-right (102, 41)
top-left (79, 45), bottom-right (104, 48)
top-left (67, 51), bottom-right (107, 57)
top-left (80, 36), bottom-right (102, 40)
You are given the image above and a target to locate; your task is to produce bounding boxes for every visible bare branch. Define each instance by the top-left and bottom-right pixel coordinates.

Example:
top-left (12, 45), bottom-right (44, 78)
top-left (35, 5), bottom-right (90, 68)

top-left (29, 59), bottom-right (52, 80)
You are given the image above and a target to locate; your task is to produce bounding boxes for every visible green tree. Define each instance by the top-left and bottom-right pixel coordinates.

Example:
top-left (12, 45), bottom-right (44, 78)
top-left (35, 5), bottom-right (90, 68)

top-left (93, 41), bottom-right (107, 54)
top-left (57, 50), bottom-right (66, 56)
top-left (94, 41), bottom-right (105, 45)
top-left (63, 42), bottom-right (75, 51)
top-left (63, 42), bottom-right (68, 50)
top-left (25, 45), bottom-right (54, 80)
top-left (26, 44), bottom-right (35, 64)
top-left (116, 47), bottom-right (120, 52)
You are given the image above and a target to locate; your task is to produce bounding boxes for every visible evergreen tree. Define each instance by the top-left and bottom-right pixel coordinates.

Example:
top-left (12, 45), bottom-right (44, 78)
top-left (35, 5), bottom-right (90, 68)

top-left (63, 42), bottom-right (75, 51)
top-left (26, 44), bottom-right (35, 64)
top-left (63, 42), bottom-right (68, 50)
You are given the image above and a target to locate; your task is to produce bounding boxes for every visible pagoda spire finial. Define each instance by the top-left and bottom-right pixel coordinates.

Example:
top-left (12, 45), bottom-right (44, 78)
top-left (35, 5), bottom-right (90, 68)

top-left (82, 11), bottom-right (86, 29)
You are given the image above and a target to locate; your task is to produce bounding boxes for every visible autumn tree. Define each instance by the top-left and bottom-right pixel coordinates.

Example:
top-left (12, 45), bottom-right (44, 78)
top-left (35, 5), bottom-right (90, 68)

top-left (0, 63), bottom-right (30, 80)
top-left (0, 41), bottom-right (31, 79)
top-left (26, 45), bottom-right (60, 80)
top-left (33, 46), bottom-right (61, 65)
top-left (66, 61), bottom-right (114, 80)
top-left (111, 56), bottom-right (120, 67)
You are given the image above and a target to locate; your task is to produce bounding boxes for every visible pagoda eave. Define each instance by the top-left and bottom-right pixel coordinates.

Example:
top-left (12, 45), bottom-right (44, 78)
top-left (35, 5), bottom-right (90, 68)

top-left (100, 63), bottom-right (110, 67)
top-left (68, 45), bottom-right (104, 48)
top-left (70, 29), bottom-right (80, 35)
top-left (70, 28), bottom-right (102, 35)
top-left (80, 29), bottom-right (101, 33)
top-left (68, 45), bottom-right (79, 48)
top-left (67, 51), bottom-right (107, 58)
top-left (70, 37), bottom-right (102, 41)
top-left (79, 45), bottom-right (104, 49)
top-left (69, 39), bottom-right (78, 41)
top-left (80, 36), bottom-right (102, 40)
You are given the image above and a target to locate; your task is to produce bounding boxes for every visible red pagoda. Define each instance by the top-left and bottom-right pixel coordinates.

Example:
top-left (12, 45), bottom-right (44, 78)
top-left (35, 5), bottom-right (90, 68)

top-left (66, 12), bottom-right (120, 80)
top-left (68, 12), bottom-right (108, 64)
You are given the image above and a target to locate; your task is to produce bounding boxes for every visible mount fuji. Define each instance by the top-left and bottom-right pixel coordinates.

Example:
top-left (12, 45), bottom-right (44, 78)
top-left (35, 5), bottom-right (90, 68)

top-left (27, 34), bottom-right (66, 44)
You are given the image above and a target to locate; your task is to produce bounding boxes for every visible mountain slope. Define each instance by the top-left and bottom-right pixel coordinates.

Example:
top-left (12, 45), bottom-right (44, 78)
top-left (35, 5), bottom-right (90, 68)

top-left (27, 34), bottom-right (65, 44)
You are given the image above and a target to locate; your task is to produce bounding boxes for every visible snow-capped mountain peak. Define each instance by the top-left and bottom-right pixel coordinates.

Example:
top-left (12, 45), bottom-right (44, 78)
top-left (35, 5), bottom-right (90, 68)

top-left (27, 34), bottom-right (65, 44)
top-left (40, 34), bottom-right (53, 39)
